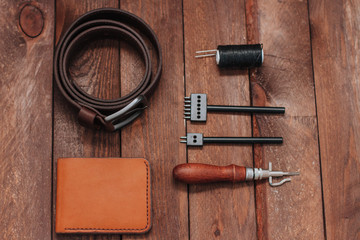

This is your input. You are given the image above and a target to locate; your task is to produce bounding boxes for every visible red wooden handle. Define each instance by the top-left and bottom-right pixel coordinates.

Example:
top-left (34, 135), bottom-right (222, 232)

top-left (173, 163), bottom-right (246, 184)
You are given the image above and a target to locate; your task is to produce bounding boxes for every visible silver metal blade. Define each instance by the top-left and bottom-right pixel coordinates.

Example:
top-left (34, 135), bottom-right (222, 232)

top-left (195, 53), bottom-right (216, 58)
top-left (284, 172), bottom-right (300, 176)
top-left (195, 49), bottom-right (217, 53)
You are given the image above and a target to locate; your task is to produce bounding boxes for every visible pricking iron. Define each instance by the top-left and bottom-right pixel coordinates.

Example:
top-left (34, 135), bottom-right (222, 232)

top-left (184, 93), bottom-right (285, 122)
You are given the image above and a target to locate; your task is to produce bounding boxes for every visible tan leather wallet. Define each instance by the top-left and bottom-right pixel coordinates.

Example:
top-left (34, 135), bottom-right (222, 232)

top-left (56, 158), bottom-right (151, 234)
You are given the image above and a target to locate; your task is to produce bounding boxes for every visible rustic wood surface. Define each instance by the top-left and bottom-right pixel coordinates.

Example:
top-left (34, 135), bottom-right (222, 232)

top-left (120, 1), bottom-right (188, 239)
top-left (0, 0), bottom-right (359, 239)
top-left (246, 0), bottom-right (325, 239)
top-left (0, 0), bottom-right (54, 239)
top-left (173, 163), bottom-right (247, 184)
top-left (183, 0), bottom-right (257, 239)
top-left (309, 0), bottom-right (360, 239)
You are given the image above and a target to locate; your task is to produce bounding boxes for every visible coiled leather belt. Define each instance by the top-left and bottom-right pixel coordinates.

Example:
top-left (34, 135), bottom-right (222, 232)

top-left (54, 8), bottom-right (162, 131)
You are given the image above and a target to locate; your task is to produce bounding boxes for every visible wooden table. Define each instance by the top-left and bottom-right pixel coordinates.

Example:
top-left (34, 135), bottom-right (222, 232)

top-left (1, 0), bottom-right (359, 239)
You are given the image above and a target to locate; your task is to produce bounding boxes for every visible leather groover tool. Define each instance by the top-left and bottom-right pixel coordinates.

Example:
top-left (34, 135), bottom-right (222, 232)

top-left (54, 8), bottom-right (162, 131)
top-left (173, 162), bottom-right (299, 187)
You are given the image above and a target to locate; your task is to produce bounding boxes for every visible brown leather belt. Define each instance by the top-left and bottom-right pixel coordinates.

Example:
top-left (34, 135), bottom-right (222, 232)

top-left (54, 8), bottom-right (162, 131)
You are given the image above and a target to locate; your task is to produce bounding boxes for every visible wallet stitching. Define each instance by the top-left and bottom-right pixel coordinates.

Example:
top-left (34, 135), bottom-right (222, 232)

top-left (64, 160), bottom-right (150, 231)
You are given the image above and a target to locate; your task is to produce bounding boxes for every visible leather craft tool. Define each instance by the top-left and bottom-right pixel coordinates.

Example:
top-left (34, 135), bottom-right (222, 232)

top-left (184, 93), bottom-right (285, 122)
top-left (173, 162), bottom-right (299, 187)
top-left (195, 44), bottom-right (263, 68)
top-left (180, 133), bottom-right (282, 146)
top-left (54, 8), bottom-right (162, 131)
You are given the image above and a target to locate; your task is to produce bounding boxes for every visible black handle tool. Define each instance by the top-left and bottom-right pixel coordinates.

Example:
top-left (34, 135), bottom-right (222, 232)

top-left (184, 94), bottom-right (285, 122)
top-left (180, 133), bottom-right (283, 147)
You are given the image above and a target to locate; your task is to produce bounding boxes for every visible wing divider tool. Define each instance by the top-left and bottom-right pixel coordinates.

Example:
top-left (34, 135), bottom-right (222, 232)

top-left (180, 133), bottom-right (282, 146)
top-left (173, 162), bottom-right (300, 187)
top-left (184, 93), bottom-right (285, 122)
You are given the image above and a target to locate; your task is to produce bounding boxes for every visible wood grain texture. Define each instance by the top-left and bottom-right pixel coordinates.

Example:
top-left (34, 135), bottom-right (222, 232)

top-left (0, 0), bottom-right (54, 239)
top-left (246, 0), bottom-right (325, 239)
top-left (53, 1), bottom-right (121, 240)
top-left (19, 4), bottom-right (44, 38)
top-left (309, 0), bottom-right (360, 239)
top-left (119, 1), bottom-right (188, 239)
top-left (2, 0), bottom-right (357, 239)
top-left (183, 0), bottom-right (257, 239)
top-left (173, 163), bottom-right (247, 184)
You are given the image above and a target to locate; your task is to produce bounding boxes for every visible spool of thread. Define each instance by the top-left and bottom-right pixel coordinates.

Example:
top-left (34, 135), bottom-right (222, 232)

top-left (195, 44), bottom-right (264, 68)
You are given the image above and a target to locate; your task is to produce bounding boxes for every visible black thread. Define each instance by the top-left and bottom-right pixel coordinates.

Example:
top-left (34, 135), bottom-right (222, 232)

top-left (217, 44), bottom-right (263, 68)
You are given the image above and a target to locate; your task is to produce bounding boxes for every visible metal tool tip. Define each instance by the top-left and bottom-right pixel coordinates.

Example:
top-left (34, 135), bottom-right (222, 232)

top-left (180, 140), bottom-right (187, 143)
top-left (195, 53), bottom-right (217, 58)
top-left (286, 172), bottom-right (300, 176)
top-left (180, 136), bottom-right (187, 139)
top-left (195, 49), bottom-right (217, 53)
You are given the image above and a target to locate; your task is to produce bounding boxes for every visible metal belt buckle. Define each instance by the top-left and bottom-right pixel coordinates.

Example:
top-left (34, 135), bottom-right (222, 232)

top-left (104, 95), bottom-right (146, 131)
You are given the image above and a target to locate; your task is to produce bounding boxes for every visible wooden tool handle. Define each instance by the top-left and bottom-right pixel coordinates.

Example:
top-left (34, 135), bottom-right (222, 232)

top-left (173, 163), bottom-right (246, 184)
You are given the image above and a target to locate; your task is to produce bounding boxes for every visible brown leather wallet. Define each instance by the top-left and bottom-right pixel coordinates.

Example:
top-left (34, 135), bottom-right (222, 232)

top-left (56, 158), bottom-right (151, 234)
top-left (54, 8), bottom-right (162, 131)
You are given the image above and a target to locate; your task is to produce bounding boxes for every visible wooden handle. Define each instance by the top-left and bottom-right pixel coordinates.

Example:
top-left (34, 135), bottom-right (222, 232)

top-left (173, 163), bottom-right (246, 184)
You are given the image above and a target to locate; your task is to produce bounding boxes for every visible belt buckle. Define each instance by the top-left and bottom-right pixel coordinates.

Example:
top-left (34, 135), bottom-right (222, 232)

top-left (104, 95), bottom-right (146, 131)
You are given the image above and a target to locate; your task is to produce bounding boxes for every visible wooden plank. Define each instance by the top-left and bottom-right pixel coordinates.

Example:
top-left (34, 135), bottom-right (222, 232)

top-left (245, 0), bottom-right (325, 239)
top-left (0, 0), bottom-right (54, 239)
top-left (309, 0), bottom-right (360, 239)
top-left (53, 1), bottom-right (121, 240)
top-left (120, 0), bottom-right (188, 239)
top-left (183, 0), bottom-right (257, 239)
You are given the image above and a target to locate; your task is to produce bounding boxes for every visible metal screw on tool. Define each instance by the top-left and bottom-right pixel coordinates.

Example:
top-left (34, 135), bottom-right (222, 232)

top-left (184, 94), bottom-right (285, 122)
top-left (180, 133), bottom-right (283, 147)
